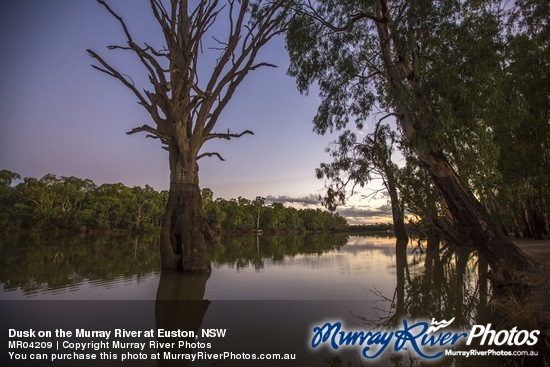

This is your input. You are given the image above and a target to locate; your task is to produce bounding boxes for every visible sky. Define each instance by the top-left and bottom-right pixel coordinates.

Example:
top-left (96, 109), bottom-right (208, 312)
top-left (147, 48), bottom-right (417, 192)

top-left (0, 0), bottom-right (391, 224)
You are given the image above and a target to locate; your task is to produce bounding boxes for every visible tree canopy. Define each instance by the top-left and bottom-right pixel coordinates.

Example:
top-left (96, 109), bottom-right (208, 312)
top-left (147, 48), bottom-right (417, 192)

top-left (285, 0), bottom-right (548, 269)
top-left (0, 170), bottom-right (347, 234)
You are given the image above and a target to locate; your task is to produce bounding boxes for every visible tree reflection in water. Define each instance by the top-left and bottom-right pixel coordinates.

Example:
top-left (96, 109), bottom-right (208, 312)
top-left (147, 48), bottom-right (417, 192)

top-left (155, 272), bottom-right (210, 367)
top-left (1, 234), bottom-right (543, 366)
top-left (208, 233), bottom-right (348, 271)
top-left (370, 239), bottom-right (490, 329)
top-left (0, 233), bottom-right (160, 294)
top-left (361, 238), bottom-right (546, 367)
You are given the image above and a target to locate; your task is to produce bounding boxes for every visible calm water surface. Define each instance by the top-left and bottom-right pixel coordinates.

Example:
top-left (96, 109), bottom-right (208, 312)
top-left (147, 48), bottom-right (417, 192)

top-left (0, 234), bottom-right (424, 301)
top-left (0, 234), bottom-right (504, 366)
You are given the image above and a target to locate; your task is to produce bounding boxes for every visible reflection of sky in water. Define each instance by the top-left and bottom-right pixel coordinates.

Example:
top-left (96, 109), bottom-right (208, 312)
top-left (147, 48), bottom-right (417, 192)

top-left (207, 238), bottom-right (400, 300)
top-left (0, 235), bottom-right (500, 367)
top-left (0, 236), bottom-right (413, 301)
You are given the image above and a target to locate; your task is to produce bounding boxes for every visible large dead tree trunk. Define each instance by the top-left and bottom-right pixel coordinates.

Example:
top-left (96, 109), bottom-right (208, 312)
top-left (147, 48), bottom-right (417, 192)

top-left (373, 1), bottom-right (535, 270)
top-left (160, 146), bottom-right (211, 271)
top-left (88, 0), bottom-right (289, 271)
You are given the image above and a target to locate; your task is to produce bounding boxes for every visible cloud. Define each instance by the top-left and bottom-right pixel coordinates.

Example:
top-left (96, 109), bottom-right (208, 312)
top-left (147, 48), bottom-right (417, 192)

top-left (266, 194), bottom-right (321, 207)
top-left (338, 204), bottom-right (391, 217)
top-left (337, 204), bottom-right (393, 224)
top-left (266, 194), bottom-right (393, 224)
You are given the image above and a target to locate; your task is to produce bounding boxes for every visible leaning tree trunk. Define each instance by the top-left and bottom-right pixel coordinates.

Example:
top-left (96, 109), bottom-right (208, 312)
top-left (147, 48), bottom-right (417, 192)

top-left (419, 151), bottom-right (536, 270)
top-left (160, 146), bottom-right (211, 272)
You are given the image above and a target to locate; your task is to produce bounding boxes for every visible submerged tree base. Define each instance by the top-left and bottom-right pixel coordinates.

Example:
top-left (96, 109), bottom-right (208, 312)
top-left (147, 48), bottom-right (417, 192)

top-left (160, 182), bottom-right (211, 273)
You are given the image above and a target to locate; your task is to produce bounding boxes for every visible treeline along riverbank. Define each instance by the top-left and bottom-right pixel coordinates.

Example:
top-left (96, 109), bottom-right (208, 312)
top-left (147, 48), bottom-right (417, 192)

top-left (0, 170), bottom-right (347, 234)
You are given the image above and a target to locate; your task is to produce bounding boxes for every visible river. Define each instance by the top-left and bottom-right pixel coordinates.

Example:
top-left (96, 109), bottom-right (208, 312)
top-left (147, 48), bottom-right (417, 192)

top-left (0, 233), bottom-right (535, 366)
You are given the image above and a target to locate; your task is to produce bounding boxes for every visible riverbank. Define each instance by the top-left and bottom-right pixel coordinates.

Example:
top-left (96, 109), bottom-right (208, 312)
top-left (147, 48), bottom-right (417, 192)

top-left (514, 239), bottom-right (550, 343)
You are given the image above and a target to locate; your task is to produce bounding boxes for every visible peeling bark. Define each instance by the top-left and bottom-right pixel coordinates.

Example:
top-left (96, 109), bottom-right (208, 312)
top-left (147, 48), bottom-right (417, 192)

top-left (160, 147), bottom-right (211, 272)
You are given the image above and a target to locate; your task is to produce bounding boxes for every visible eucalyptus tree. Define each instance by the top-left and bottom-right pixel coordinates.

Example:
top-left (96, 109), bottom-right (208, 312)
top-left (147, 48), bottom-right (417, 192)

top-left (8, 174), bottom-right (95, 230)
top-left (491, 0), bottom-right (549, 239)
top-left (0, 170), bottom-right (21, 231)
top-left (88, 0), bottom-right (290, 271)
top-left (130, 185), bottom-right (162, 230)
top-left (397, 153), bottom-right (463, 249)
top-left (251, 196), bottom-right (265, 232)
top-left (317, 124), bottom-right (408, 240)
top-left (286, 0), bottom-right (535, 268)
top-left (201, 188), bottom-right (226, 235)
top-left (0, 170), bottom-right (20, 187)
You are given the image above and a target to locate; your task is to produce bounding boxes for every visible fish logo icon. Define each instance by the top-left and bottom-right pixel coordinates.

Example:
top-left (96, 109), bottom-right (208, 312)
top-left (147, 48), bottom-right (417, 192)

top-left (427, 317), bottom-right (455, 333)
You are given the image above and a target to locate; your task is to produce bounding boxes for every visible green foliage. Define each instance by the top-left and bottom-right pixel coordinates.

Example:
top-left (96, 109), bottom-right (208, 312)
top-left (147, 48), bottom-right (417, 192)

top-left (203, 193), bottom-right (348, 233)
top-left (348, 222), bottom-right (394, 233)
top-left (286, 0), bottom-right (549, 239)
top-left (0, 171), bottom-right (348, 234)
top-left (0, 170), bottom-right (20, 187)
top-left (0, 172), bottom-right (166, 232)
top-left (287, 1), bottom-right (380, 134)
top-left (488, 0), bottom-right (550, 236)
top-left (0, 170), bottom-right (21, 231)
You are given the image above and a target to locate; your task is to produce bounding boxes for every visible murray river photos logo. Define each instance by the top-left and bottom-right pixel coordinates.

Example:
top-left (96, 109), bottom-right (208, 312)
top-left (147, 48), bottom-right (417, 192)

top-left (310, 317), bottom-right (540, 360)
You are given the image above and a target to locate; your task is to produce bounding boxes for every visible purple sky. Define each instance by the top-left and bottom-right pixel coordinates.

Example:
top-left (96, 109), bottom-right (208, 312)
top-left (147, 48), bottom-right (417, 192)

top-left (0, 0), bottom-right (391, 224)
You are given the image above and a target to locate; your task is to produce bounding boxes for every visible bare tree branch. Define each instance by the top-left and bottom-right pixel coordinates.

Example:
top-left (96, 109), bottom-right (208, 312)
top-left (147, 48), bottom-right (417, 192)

top-left (91, 0), bottom-right (289, 163)
top-left (126, 124), bottom-right (171, 142)
top-left (87, 49), bottom-right (151, 110)
top-left (197, 152), bottom-right (226, 161)
top-left (204, 129), bottom-right (254, 142)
